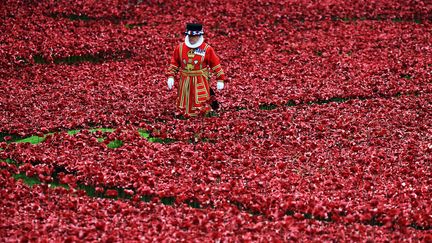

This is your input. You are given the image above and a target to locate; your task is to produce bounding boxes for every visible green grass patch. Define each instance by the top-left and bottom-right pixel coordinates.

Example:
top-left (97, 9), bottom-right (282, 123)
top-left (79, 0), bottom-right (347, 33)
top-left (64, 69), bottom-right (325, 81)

top-left (138, 130), bottom-right (150, 138)
top-left (15, 56), bottom-right (28, 64)
top-left (14, 135), bottom-right (46, 144)
top-left (376, 15), bottom-right (385, 21)
top-left (400, 74), bottom-right (412, 79)
top-left (4, 127), bottom-right (169, 147)
top-left (414, 19), bottom-right (422, 24)
top-left (141, 195), bottom-right (153, 202)
top-left (391, 18), bottom-right (422, 24)
top-left (67, 14), bottom-right (92, 21)
top-left (186, 200), bottom-right (201, 208)
top-left (205, 111), bottom-right (219, 117)
top-left (12, 171), bottom-right (133, 200)
top-left (116, 188), bottom-right (133, 200)
top-left (107, 140), bottom-right (123, 149)
top-left (0, 133), bottom-right (22, 143)
top-left (53, 54), bottom-right (102, 64)
top-left (148, 137), bottom-right (176, 144)
top-left (68, 128), bottom-right (114, 136)
top-left (33, 50), bottom-right (132, 65)
top-left (12, 170), bottom-right (69, 189)
top-left (89, 128), bottom-right (115, 133)
top-left (49, 182), bottom-right (70, 189)
top-left (9, 128), bottom-right (115, 145)
top-left (5, 158), bottom-right (22, 166)
top-left (259, 103), bottom-right (278, 110)
top-left (161, 196), bottom-right (176, 205)
top-left (286, 100), bottom-right (296, 107)
top-left (327, 97), bottom-right (347, 103)
top-left (13, 173), bottom-right (41, 187)
top-left (125, 22), bottom-right (147, 29)
top-left (174, 114), bottom-right (188, 120)
top-left (67, 130), bottom-right (81, 135)
top-left (33, 54), bottom-right (48, 64)
top-left (78, 184), bottom-right (98, 197)
top-left (304, 213), bottom-right (313, 219)
top-left (331, 16), bottom-right (339, 21)
top-left (313, 97), bottom-right (348, 105)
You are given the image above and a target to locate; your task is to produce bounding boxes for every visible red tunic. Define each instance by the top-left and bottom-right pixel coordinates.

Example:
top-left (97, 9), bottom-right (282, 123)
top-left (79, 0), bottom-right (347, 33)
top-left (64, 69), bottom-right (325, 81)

top-left (167, 42), bottom-right (225, 116)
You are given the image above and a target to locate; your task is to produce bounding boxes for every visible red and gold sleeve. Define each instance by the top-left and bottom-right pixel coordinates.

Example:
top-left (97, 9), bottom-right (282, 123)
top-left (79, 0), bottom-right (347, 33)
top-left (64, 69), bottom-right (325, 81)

top-left (206, 46), bottom-right (225, 83)
top-left (166, 44), bottom-right (181, 78)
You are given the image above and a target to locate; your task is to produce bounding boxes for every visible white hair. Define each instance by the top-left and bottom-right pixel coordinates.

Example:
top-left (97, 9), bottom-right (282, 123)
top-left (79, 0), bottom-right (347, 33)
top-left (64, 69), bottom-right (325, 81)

top-left (185, 35), bottom-right (204, 48)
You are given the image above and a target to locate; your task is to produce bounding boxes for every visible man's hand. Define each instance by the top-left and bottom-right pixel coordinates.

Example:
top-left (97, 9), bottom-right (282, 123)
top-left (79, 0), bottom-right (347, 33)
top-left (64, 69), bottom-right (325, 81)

top-left (217, 81), bottom-right (224, 90)
top-left (167, 77), bottom-right (174, 90)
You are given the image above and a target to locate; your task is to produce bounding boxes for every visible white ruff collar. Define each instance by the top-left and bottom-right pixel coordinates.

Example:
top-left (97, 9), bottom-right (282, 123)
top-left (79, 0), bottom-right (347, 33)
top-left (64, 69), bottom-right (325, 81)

top-left (185, 35), bottom-right (204, 48)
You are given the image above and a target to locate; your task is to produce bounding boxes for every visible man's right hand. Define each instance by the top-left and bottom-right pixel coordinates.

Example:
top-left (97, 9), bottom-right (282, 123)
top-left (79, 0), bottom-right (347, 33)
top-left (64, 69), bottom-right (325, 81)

top-left (167, 77), bottom-right (174, 90)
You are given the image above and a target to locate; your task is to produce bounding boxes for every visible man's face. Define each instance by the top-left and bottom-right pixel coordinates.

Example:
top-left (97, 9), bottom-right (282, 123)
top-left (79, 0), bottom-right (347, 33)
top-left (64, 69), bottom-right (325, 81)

top-left (189, 35), bottom-right (200, 44)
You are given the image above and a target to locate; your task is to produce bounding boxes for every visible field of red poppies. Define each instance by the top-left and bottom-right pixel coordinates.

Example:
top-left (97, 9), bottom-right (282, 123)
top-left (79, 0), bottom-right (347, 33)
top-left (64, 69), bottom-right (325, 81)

top-left (1, 0), bottom-right (431, 241)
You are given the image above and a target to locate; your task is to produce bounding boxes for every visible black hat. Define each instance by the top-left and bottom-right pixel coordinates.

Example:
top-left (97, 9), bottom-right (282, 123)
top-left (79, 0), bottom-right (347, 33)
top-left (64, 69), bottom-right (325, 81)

top-left (185, 23), bottom-right (204, 36)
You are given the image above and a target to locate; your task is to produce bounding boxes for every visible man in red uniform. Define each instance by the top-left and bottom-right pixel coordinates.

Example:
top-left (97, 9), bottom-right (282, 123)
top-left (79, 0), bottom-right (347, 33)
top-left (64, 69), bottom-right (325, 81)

top-left (166, 23), bottom-right (225, 116)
